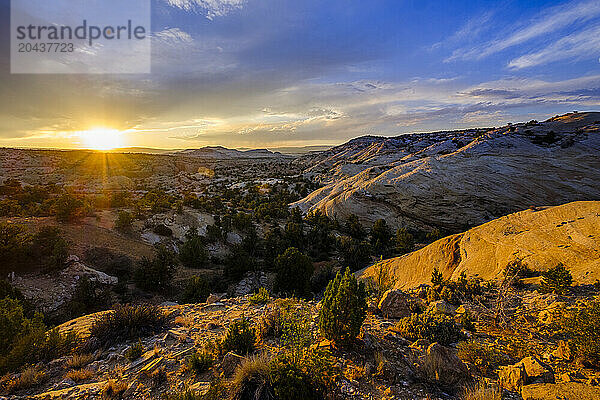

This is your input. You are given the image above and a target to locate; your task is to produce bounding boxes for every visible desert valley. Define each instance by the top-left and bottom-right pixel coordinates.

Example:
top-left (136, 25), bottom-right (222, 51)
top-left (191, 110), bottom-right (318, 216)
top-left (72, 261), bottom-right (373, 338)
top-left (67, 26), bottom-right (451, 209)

top-left (0, 111), bottom-right (599, 400)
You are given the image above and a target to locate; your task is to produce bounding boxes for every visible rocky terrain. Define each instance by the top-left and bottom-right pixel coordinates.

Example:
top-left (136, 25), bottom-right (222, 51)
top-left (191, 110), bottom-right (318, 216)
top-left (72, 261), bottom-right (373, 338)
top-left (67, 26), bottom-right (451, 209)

top-left (359, 201), bottom-right (600, 289)
top-left (293, 112), bottom-right (600, 231)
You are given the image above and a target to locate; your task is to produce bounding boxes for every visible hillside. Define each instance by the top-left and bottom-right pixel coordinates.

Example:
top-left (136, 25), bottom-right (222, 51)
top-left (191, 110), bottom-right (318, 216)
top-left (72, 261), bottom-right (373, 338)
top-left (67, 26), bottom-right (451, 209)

top-left (293, 112), bottom-right (600, 231)
top-left (359, 201), bottom-right (600, 289)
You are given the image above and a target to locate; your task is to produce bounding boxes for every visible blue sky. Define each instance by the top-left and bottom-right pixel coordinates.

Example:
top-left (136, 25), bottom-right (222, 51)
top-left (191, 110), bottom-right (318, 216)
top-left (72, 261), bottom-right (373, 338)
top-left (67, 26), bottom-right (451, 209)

top-left (1, 0), bottom-right (600, 148)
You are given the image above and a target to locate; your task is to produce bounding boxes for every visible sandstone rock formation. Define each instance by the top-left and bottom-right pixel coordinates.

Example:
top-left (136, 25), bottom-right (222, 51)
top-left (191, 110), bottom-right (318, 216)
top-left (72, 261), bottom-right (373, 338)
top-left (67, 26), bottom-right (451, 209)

top-left (293, 112), bottom-right (600, 231)
top-left (359, 201), bottom-right (600, 288)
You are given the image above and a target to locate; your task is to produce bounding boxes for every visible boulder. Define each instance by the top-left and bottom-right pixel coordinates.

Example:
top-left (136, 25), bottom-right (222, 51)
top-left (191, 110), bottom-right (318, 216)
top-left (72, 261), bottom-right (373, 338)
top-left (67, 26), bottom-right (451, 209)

top-left (428, 300), bottom-right (457, 316)
top-left (521, 382), bottom-right (600, 399)
top-left (499, 356), bottom-right (554, 390)
top-left (499, 363), bottom-right (527, 391)
top-left (420, 343), bottom-right (471, 388)
top-left (222, 352), bottom-right (245, 377)
top-left (378, 290), bottom-right (414, 319)
top-left (551, 340), bottom-right (572, 361)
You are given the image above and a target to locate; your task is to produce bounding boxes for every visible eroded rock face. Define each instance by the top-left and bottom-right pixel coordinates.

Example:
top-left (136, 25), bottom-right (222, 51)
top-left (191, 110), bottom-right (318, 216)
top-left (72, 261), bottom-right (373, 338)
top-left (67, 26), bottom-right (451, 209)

top-left (499, 356), bottom-right (554, 390)
top-left (521, 382), bottom-right (600, 400)
top-left (294, 112), bottom-right (600, 232)
top-left (378, 289), bottom-right (414, 319)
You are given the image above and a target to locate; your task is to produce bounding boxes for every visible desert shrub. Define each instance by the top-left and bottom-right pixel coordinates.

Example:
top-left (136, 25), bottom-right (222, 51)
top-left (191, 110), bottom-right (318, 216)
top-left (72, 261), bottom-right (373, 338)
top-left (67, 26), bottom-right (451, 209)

top-left (30, 226), bottom-right (69, 270)
top-left (395, 312), bottom-right (461, 345)
top-left (220, 317), bottom-right (256, 355)
top-left (258, 299), bottom-right (299, 340)
top-left (343, 214), bottom-right (366, 240)
top-left (540, 264), bottom-right (572, 294)
top-left (365, 258), bottom-right (397, 301)
top-left (134, 245), bottom-right (177, 292)
top-left (66, 353), bottom-right (94, 369)
top-left (167, 380), bottom-right (225, 400)
top-left (0, 223), bottom-right (31, 270)
top-left (53, 193), bottom-right (84, 222)
top-left (115, 211), bottom-right (133, 233)
top-left (0, 298), bottom-right (77, 373)
top-left (187, 349), bottom-right (213, 374)
top-left (274, 247), bottom-right (314, 298)
top-left (395, 228), bottom-right (414, 255)
top-left (337, 237), bottom-right (372, 272)
top-left (559, 300), bottom-right (600, 367)
top-left (431, 266), bottom-right (444, 286)
top-left (318, 268), bottom-right (367, 346)
top-left (224, 245), bottom-right (256, 280)
top-left (231, 353), bottom-right (273, 399)
top-left (2, 366), bottom-right (46, 394)
top-left (153, 224), bottom-right (173, 237)
top-left (181, 276), bottom-right (211, 304)
top-left (462, 381), bottom-right (502, 400)
top-left (125, 340), bottom-right (144, 361)
top-left (65, 368), bottom-right (94, 382)
top-left (370, 219), bottom-right (392, 256)
top-left (311, 263), bottom-right (336, 294)
top-left (459, 312), bottom-right (476, 332)
top-left (67, 276), bottom-right (110, 319)
top-left (83, 247), bottom-right (133, 279)
top-left (457, 341), bottom-right (507, 375)
top-left (89, 304), bottom-right (166, 347)
top-left (101, 379), bottom-right (128, 399)
top-left (179, 231), bottom-right (208, 269)
top-left (504, 259), bottom-right (536, 287)
top-left (248, 287), bottom-right (270, 305)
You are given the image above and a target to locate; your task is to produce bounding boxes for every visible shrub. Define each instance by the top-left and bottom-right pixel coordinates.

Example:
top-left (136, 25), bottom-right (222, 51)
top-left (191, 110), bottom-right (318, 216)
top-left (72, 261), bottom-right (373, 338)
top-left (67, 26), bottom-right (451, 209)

top-left (540, 264), bottom-right (572, 294)
top-left (153, 224), bottom-right (173, 237)
top-left (318, 268), bottom-right (367, 346)
top-left (457, 341), bottom-right (507, 375)
top-left (167, 380), bottom-right (225, 400)
top-left (125, 340), bottom-right (144, 361)
top-left (220, 317), bottom-right (256, 355)
top-left (0, 223), bottom-right (31, 270)
top-left (462, 381), bottom-right (502, 400)
top-left (54, 193), bottom-right (84, 222)
top-left (83, 247), bottom-right (132, 279)
top-left (66, 353), bottom-right (94, 369)
top-left (101, 379), bottom-right (128, 399)
top-left (133, 245), bottom-right (177, 292)
top-left (179, 232), bottom-right (209, 269)
top-left (2, 366), bottom-right (46, 394)
top-left (181, 276), bottom-right (211, 304)
top-left (30, 226), bottom-right (69, 270)
top-left (187, 349), bottom-right (213, 374)
top-left (395, 228), bottom-right (414, 255)
top-left (248, 287), bottom-right (270, 305)
top-left (370, 219), bottom-right (392, 256)
top-left (395, 312), bottom-right (461, 345)
top-left (115, 211), bottom-right (133, 233)
top-left (274, 247), bottom-right (313, 298)
top-left (560, 300), bottom-right (600, 367)
top-left (337, 237), bottom-right (372, 272)
top-left (431, 266), bottom-right (444, 286)
top-left (65, 368), bottom-right (94, 382)
top-left (89, 304), bottom-right (166, 347)
top-left (310, 263), bottom-right (336, 294)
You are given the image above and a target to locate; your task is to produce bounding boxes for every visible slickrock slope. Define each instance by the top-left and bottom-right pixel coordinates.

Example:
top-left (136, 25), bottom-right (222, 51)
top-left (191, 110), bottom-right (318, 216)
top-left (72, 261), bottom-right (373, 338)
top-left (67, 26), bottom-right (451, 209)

top-left (359, 201), bottom-right (600, 289)
top-left (293, 112), bottom-right (600, 231)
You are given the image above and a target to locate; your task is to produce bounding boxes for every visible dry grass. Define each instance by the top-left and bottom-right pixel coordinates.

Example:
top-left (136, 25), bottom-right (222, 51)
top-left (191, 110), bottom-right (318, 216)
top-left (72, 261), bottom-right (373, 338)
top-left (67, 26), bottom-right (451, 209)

top-left (231, 353), bottom-right (273, 399)
top-left (3, 367), bottom-right (46, 393)
top-left (174, 315), bottom-right (193, 327)
top-left (102, 379), bottom-right (128, 399)
top-left (65, 368), bottom-right (94, 382)
top-left (66, 353), bottom-right (95, 369)
top-left (462, 381), bottom-right (502, 400)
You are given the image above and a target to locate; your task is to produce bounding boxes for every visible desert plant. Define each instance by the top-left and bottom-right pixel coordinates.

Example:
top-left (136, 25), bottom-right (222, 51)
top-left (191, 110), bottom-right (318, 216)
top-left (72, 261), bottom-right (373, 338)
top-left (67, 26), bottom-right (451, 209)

top-left (370, 219), bottom-right (392, 256)
top-left (395, 312), bottom-right (461, 345)
top-left (2, 366), bottom-right (46, 394)
top-left (187, 349), bottom-right (213, 374)
top-left (540, 264), bottom-right (572, 294)
top-left (395, 227), bottom-right (414, 255)
top-left (181, 276), bottom-right (211, 304)
top-left (560, 300), bottom-right (600, 367)
top-left (179, 230), bottom-right (209, 269)
top-left (133, 244), bottom-right (177, 292)
top-left (101, 379), bottom-right (128, 399)
top-left (318, 268), bottom-right (367, 346)
top-left (220, 317), bottom-right (256, 355)
top-left (153, 224), bottom-right (173, 237)
top-left (89, 304), bottom-right (166, 347)
top-left (462, 381), bottom-right (502, 400)
top-left (115, 211), bottom-right (133, 233)
top-left (66, 353), bottom-right (94, 369)
top-left (125, 340), bottom-right (144, 361)
top-left (431, 266), bottom-right (444, 287)
top-left (249, 287), bottom-right (270, 305)
top-left (231, 353), bottom-right (273, 399)
top-left (274, 247), bottom-right (314, 298)
top-left (65, 368), bottom-right (94, 382)
top-left (457, 341), bottom-right (507, 375)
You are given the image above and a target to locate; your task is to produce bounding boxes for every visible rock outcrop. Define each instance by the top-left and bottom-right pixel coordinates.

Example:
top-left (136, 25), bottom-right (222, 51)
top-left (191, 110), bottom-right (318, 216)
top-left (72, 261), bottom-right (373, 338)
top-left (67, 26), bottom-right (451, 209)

top-left (359, 201), bottom-right (600, 288)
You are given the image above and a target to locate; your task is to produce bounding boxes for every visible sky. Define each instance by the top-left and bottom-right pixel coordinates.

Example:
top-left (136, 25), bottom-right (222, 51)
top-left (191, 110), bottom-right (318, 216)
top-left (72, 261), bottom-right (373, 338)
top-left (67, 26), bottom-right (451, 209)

top-left (1, 0), bottom-right (600, 150)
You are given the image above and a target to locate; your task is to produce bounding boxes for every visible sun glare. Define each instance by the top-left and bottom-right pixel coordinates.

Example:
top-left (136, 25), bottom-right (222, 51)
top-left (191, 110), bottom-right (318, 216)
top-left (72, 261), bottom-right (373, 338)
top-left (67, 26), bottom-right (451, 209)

top-left (80, 128), bottom-right (123, 151)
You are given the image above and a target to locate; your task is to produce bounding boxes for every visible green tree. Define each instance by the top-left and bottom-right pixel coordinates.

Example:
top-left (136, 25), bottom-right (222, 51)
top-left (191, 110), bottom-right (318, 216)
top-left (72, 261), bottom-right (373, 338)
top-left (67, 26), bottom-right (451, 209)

top-left (54, 193), bottom-right (84, 222)
top-left (394, 228), bottom-right (414, 255)
top-left (337, 237), bottom-right (372, 272)
top-left (318, 268), bottom-right (367, 346)
top-left (274, 247), bottom-right (314, 298)
top-left (540, 264), bottom-right (573, 294)
top-left (180, 276), bottom-right (211, 303)
top-left (114, 210), bottom-right (133, 233)
top-left (0, 223), bottom-right (31, 270)
top-left (134, 244), bottom-right (177, 292)
top-left (178, 230), bottom-right (208, 269)
top-left (30, 226), bottom-right (69, 270)
top-left (370, 219), bottom-right (392, 256)
top-left (344, 214), bottom-right (366, 240)
top-left (431, 266), bottom-right (444, 287)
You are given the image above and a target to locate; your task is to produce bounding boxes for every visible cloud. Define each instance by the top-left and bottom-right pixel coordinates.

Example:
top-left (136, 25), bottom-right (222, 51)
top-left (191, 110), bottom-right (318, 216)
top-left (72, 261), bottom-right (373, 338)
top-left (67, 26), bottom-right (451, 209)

top-left (447, 0), bottom-right (600, 62)
top-left (163, 0), bottom-right (246, 19)
top-left (508, 24), bottom-right (600, 69)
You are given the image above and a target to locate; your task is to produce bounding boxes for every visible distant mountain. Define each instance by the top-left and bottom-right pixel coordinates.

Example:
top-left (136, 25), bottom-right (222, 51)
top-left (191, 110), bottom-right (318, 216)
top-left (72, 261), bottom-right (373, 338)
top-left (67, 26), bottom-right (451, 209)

top-left (292, 112), bottom-right (600, 231)
top-left (177, 146), bottom-right (288, 159)
top-left (359, 201), bottom-right (600, 288)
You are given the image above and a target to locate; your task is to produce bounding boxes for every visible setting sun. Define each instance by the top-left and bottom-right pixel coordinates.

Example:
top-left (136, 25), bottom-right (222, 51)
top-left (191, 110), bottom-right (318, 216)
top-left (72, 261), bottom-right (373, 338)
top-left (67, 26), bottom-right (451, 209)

top-left (80, 128), bottom-right (124, 151)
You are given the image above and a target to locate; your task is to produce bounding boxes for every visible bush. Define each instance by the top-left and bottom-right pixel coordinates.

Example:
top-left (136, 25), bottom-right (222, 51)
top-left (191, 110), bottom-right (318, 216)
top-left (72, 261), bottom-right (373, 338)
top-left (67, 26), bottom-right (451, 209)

top-left (318, 268), bottom-right (367, 346)
top-left (0, 223), bottom-right (31, 270)
top-left (166, 380), bottom-right (225, 400)
top-left (370, 219), bottom-right (392, 256)
top-left (187, 349), bottom-right (213, 374)
top-left (220, 317), bottom-right (256, 355)
top-left (248, 287), bottom-right (270, 305)
top-left (65, 368), bottom-right (94, 382)
top-left (179, 231), bottom-right (208, 269)
top-left (395, 312), bottom-right (461, 345)
top-left (115, 211), bottom-right (133, 233)
top-left (153, 224), bottom-right (173, 237)
top-left (540, 264), bottom-right (572, 294)
top-left (310, 263), bottom-right (336, 294)
top-left (457, 341), bottom-right (507, 375)
top-left (89, 304), bottom-right (166, 347)
top-left (181, 276), bottom-right (211, 304)
top-left (462, 381), bottom-right (502, 400)
top-left (125, 340), bottom-right (144, 361)
top-left (133, 245), bottom-right (177, 292)
top-left (53, 193), bottom-right (84, 222)
top-left (2, 366), bottom-right (46, 394)
top-left (274, 247), bottom-right (314, 298)
top-left (337, 237), bottom-right (371, 272)
top-left (560, 300), bottom-right (600, 367)
top-left (395, 228), bottom-right (414, 255)
top-left (101, 379), bottom-right (128, 400)
top-left (30, 226), bottom-right (69, 270)
top-left (83, 247), bottom-right (132, 279)
top-left (431, 266), bottom-right (444, 286)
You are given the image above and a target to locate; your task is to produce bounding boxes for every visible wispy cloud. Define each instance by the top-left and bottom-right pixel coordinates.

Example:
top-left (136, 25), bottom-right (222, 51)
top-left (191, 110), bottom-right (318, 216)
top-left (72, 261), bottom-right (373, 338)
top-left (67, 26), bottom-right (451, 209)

top-left (447, 0), bottom-right (600, 62)
top-left (163, 0), bottom-right (246, 19)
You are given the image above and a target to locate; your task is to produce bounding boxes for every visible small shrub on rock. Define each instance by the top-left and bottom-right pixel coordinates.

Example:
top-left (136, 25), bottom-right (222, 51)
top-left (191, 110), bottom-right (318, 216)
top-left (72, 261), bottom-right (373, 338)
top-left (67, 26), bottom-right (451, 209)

top-left (457, 340), bottom-right (507, 375)
top-left (133, 245), bottom-right (177, 292)
top-left (187, 349), bottom-right (213, 374)
top-left (181, 276), bottom-right (211, 304)
top-left (559, 300), bottom-right (600, 367)
top-left (248, 287), bottom-right (270, 305)
top-left (274, 247), bottom-right (314, 298)
top-left (395, 311), bottom-right (461, 345)
top-left (89, 304), bottom-right (166, 347)
top-left (115, 211), bottom-right (134, 233)
top-left (540, 264), bottom-right (572, 294)
top-left (220, 317), bottom-right (256, 356)
top-left (318, 268), bottom-right (367, 346)
top-left (125, 340), bottom-right (144, 361)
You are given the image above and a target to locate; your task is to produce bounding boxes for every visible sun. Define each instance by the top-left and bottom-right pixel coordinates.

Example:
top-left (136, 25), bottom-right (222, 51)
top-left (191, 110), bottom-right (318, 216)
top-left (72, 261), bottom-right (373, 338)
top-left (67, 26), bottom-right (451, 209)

top-left (80, 128), bottom-right (124, 151)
